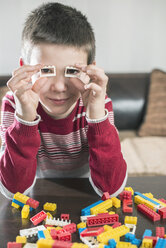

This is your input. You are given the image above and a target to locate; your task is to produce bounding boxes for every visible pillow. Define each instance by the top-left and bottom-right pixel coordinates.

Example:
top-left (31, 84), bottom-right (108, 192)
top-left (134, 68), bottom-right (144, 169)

top-left (138, 69), bottom-right (166, 136)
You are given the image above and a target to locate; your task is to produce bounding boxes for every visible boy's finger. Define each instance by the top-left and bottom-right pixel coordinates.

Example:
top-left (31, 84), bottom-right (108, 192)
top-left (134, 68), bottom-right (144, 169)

top-left (13, 64), bottom-right (42, 76)
top-left (7, 73), bottom-right (32, 91)
top-left (32, 77), bottom-right (48, 93)
top-left (84, 82), bottom-right (102, 95)
top-left (14, 82), bottom-right (33, 98)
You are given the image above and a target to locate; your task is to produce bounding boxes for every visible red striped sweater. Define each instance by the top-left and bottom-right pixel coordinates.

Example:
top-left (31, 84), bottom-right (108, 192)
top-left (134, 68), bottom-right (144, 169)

top-left (0, 91), bottom-right (127, 199)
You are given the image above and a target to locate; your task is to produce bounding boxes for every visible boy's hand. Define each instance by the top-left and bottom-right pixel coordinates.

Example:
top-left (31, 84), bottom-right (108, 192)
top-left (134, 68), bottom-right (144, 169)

top-left (7, 64), bottom-right (45, 122)
top-left (73, 63), bottom-right (108, 119)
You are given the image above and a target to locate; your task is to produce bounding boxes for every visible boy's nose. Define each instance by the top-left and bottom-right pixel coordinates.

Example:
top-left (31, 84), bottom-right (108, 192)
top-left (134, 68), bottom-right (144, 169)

top-left (50, 74), bottom-right (67, 92)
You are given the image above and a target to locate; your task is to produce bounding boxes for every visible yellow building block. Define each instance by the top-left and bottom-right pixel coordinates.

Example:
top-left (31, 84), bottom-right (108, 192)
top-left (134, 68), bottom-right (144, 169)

top-left (90, 199), bottom-right (112, 215)
top-left (46, 212), bottom-right (53, 219)
top-left (97, 225), bottom-right (129, 244)
top-left (47, 226), bottom-right (57, 233)
top-left (131, 246), bottom-right (138, 248)
top-left (21, 205), bottom-right (30, 218)
top-left (109, 211), bottom-right (115, 215)
top-left (43, 229), bottom-right (53, 240)
top-left (16, 235), bottom-right (27, 244)
top-left (11, 201), bottom-right (20, 209)
top-left (72, 243), bottom-right (88, 248)
top-left (141, 238), bottom-right (153, 248)
top-left (43, 202), bottom-right (57, 211)
top-left (124, 216), bottom-right (137, 225)
top-left (125, 187), bottom-right (134, 195)
top-left (77, 222), bottom-right (86, 229)
top-left (104, 225), bottom-right (113, 231)
top-left (98, 244), bottom-right (105, 248)
top-left (14, 192), bottom-right (29, 204)
top-left (116, 241), bottom-right (131, 247)
top-left (111, 197), bottom-right (121, 208)
top-left (134, 195), bottom-right (156, 211)
top-left (37, 238), bottom-right (54, 248)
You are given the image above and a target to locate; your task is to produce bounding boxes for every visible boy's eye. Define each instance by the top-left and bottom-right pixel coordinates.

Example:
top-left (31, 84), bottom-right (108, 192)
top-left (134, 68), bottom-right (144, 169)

top-left (40, 66), bottom-right (56, 77)
top-left (65, 66), bottom-right (80, 78)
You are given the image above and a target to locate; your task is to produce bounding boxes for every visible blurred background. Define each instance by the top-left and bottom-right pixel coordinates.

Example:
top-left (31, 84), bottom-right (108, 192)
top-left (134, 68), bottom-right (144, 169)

top-left (0, 0), bottom-right (166, 75)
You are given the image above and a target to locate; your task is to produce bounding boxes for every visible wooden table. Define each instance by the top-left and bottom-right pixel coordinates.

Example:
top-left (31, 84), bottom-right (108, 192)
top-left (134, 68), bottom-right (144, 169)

top-left (0, 176), bottom-right (166, 247)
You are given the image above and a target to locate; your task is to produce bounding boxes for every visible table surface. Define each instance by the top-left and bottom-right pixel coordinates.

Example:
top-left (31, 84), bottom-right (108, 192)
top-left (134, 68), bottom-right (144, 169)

top-left (0, 176), bottom-right (166, 247)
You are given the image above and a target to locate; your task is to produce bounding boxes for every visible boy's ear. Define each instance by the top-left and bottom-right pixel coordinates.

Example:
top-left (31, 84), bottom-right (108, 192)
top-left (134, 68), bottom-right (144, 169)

top-left (92, 61), bottom-right (96, 65)
top-left (19, 57), bottom-right (24, 67)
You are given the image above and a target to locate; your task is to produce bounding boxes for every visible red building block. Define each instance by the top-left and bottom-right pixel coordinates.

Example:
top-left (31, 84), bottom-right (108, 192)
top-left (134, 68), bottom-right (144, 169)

top-left (137, 204), bottom-right (161, 222)
top-left (158, 198), bottom-right (166, 204)
top-left (119, 191), bottom-right (132, 201)
top-left (57, 231), bottom-right (71, 242)
top-left (87, 213), bottom-right (119, 226)
top-left (50, 229), bottom-right (58, 240)
top-left (61, 214), bottom-right (70, 220)
top-left (63, 223), bottom-right (77, 233)
top-left (158, 207), bottom-right (166, 219)
top-left (52, 240), bottom-right (73, 248)
top-left (156, 227), bottom-right (165, 238)
top-left (30, 210), bottom-right (47, 225)
top-left (143, 236), bottom-right (158, 246)
top-left (111, 222), bottom-right (122, 228)
top-left (102, 192), bottom-right (110, 201)
top-left (123, 199), bottom-right (133, 213)
top-left (7, 243), bottom-right (22, 248)
top-left (26, 198), bottom-right (39, 209)
top-left (80, 226), bottom-right (104, 237)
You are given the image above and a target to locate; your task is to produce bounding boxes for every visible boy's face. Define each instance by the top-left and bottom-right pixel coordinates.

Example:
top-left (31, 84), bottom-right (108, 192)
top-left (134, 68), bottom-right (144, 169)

top-left (29, 44), bottom-right (88, 119)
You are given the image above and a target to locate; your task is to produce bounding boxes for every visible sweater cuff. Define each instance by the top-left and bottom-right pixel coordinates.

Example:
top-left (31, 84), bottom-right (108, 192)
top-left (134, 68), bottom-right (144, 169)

top-left (12, 113), bottom-right (41, 137)
top-left (86, 109), bottom-right (108, 123)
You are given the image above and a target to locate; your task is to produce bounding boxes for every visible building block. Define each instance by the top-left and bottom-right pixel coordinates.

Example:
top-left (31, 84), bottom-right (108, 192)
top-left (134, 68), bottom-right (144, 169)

top-left (20, 225), bottom-right (46, 237)
top-left (77, 222), bottom-right (86, 229)
top-left (12, 199), bottom-right (33, 211)
top-left (112, 222), bottom-right (121, 228)
top-left (80, 236), bottom-right (100, 247)
top-left (125, 187), bottom-right (134, 195)
top-left (14, 192), bottom-right (29, 204)
top-left (134, 192), bottom-right (160, 206)
top-left (63, 223), bottom-right (77, 233)
top-left (158, 207), bottom-right (166, 219)
top-left (43, 202), bottom-right (57, 211)
top-left (38, 230), bottom-right (45, 239)
top-left (137, 204), bottom-right (161, 222)
top-left (134, 195), bottom-right (157, 211)
top-left (61, 214), bottom-right (70, 220)
top-left (87, 213), bottom-right (119, 226)
top-left (142, 238), bottom-right (153, 248)
top-left (142, 229), bottom-right (152, 238)
top-left (11, 201), bottom-right (20, 209)
top-left (125, 233), bottom-right (135, 242)
top-left (90, 199), bottom-right (113, 215)
top-left (45, 216), bottom-right (71, 227)
top-left (21, 205), bottom-right (30, 218)
top-left (116, 241), bottom-right (131, 247)
top-left (111, 197), bottom-right (121, 208)
top-left (131, 238), bottom-right (142, 247)
top-left (108, 239), bottom-right (117, 248)
top-left (16, 235), bottom-right (27, 244)
top-left (7, 243), bottom-right (22, 248)
top-left (143, 236), bottom-right (158, 247)
top-left (123, 199), bottom-right (133, 213)
top-left (80, 226), bottom-right (104, 237)
top-left (52, 240), bottom-right (73, 248)
top-left (125, 224), bottom-right (136, 235)
top-left (102, 192), bottom-right (110, 201)
top-left (156, 226), bottom-right (165, 238)
top-left (26, 198), bottom-right (39, 209)
top-left (155, 238), bottom-right (166, 248)
top-left (144, 195), bottom-right (166, 208)
top-left (78, 228), bottom-right (86, 234)
top-left (81, 200), bottom-right (103, 216)
top-left (119, 191), bottom-right (132, 201)
top-left (124, 216), bottom-right (137, 225)
top-left (24, 243), bottom-right (37, 248)
top-left (71, 243), bottom-right (88, 248)
top-left (158, 198), bottom-right (166, 204)
top-left (36, 238), bottom-right (54, 247)
top-left (30, 210), bottom-right (47, 225)
top-left (46, 212), bottom-right (53, 219)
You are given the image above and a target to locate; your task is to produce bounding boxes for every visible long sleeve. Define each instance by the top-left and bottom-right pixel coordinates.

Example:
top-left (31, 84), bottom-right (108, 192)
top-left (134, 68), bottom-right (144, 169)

top-left (0, 93), bottom-right (41, 199)
top-left (87, 97), bottom-right (127, 197)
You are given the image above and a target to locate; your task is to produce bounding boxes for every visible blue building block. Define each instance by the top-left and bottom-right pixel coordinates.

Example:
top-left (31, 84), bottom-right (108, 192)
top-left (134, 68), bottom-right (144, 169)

top-left (38, 230), bottom-right (45, 239)
top-left (108, 239), bottom-right (116, 248)
top-left (155, 238), bottom-right (166, 248)
top-left (142, 229), bottom-right (152, 238)
top-left (125, 233), bottom-right (135, 242)
top-left (78, 228), bottom-right (86, 234)
top-left (12, 198), bottom-right (33, 211)
top-left (134, 192), bottom-right (160, 206)
top-left (81, 200), bottom-right (103, 216)
top-left (131, 238), bottom-right (142, 247)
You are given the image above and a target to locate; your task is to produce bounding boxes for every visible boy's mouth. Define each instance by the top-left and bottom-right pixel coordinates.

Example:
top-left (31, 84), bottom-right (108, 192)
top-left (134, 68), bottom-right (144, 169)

top-left (48, 97), bottom-right (69, 105)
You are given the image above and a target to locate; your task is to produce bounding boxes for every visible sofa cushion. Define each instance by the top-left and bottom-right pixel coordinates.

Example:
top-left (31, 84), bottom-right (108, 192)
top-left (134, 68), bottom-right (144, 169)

top-left (138, 69), bottom-right (166, 136)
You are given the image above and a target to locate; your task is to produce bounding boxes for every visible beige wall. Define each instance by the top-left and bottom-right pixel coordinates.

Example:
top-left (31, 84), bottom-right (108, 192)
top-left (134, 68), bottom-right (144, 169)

top-left (0, 0), bottom-right (166, 75)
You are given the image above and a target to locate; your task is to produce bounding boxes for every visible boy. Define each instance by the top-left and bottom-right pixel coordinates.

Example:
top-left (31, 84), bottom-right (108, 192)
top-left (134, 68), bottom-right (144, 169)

top-left (0, 2), bottom-right (127, 199)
